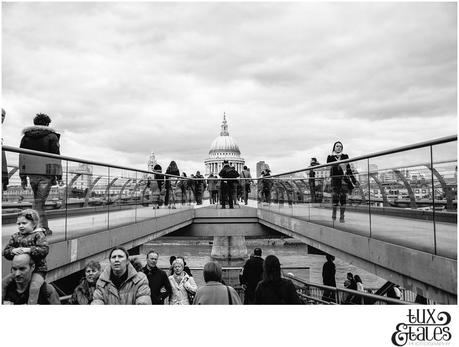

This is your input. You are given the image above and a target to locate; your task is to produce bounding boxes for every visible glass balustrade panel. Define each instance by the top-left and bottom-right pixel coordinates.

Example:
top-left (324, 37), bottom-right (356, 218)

top-left (431, 141), bottom-right (457, 259)
top-left (106, 168), bottom-right (140, 228)
top-left (368, 147), bottom-right (435, 253)
top-left (64, 161), bottom-right (109, 239)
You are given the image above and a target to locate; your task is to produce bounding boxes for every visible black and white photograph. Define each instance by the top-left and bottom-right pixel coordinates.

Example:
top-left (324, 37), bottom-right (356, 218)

top-left (1, 1), bottom-right (457, 346)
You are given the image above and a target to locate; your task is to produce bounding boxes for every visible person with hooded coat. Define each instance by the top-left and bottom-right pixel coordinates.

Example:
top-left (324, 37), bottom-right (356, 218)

top-left (19, 113), bottom-right (62, 235)
top-left (92, 247), bottom-right (151, 305)
top-left (326, 141), bottom-right (358, 223)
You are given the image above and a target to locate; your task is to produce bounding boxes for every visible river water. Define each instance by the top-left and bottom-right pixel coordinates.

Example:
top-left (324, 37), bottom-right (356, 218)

top-left (137, 237), bottom-right (387, 290)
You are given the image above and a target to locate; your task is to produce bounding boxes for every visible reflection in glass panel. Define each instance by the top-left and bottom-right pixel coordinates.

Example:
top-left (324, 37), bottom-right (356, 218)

top-left (65, 162), bottom-right (109, 239)
top-left (107, 168), bottom-right (140, 228)
top-left (431, 141), bottom-right (457, 259)
top-left (368, 147), bottom-right (435, 254)
top-left (2, 151), bottom-right (67, 241)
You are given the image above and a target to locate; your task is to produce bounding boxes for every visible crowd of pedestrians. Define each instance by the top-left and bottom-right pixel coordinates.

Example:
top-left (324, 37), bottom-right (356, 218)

top-left (1, 210), bottom-right (400, 305)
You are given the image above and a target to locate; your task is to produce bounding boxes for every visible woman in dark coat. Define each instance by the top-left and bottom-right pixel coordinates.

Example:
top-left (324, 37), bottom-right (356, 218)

top-left (254, 255), bottom-right (302, 304)
top-left (165, 161), bottom-right (179, 207)
top-left (326, 141), bottom-right (357, 223)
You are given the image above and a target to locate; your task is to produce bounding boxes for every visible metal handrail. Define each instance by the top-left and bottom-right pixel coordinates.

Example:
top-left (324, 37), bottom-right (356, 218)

top-left (286, 273), bottom-right (411, 305)
top-left (1, 145), bottom-right (184, 179)
top-left (4, 135), bottom-right (456, 181)
top-left (266, 134), bottom-right (457, 178)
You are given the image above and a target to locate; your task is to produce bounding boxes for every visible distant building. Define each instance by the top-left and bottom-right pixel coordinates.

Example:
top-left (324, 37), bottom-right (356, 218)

top-left (147, 152), bottom-right (157, 172)
top-left (256, 161), bottom-right (273, 177)
top-left (204, 114), bottom-right (245, 176)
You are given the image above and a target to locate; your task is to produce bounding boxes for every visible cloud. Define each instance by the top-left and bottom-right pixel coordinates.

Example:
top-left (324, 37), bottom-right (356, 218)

top-left (2, 2), bottom-right (456, 176)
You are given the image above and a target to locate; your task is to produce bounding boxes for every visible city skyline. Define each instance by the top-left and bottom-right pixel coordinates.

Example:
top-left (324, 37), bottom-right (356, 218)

top-left (2, 2), bottom-right (456, 177)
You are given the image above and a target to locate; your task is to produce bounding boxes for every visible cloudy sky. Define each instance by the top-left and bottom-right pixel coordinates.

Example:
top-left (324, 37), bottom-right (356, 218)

top-left (2, 2), bottom-right (456, 176)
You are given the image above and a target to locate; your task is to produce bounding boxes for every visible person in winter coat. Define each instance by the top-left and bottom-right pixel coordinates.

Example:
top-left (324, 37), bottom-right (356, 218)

top-left (321, 254), bottom-right (336, 303)
top-left (69, 260), bottom-right (101, 304)
top-left (260, 169), bottom-right (272, 204)
top-left (165, 161), bottom-right (180, 207)
top-left (194, 171), bottom-right (206, 205)
top-left (326, 141), bottom-right (358, 223)
top-left (193, 262), bottom-right (241, 305)
top-left (2, 209), bottom-right (49, 305)
top-left (19, 113), bottom-right (62, 235)
top-left (141, 250), bottom-right (172, 305)
top-left (178, 172), bottom-right (188, 205)
top-left (240, 166), bottom-right (253, 205)
top-left (254, 255), bottom-right (302, 304)
top-left (241, 247), bottom-right (264, 304)
top-left (207, 173), bottom-right (218, 204)
top-left (167, 258), bottom-right (197, 305)
top-left (219, 161), bottom-right (239, 209)
top-left (92, 247), bottom-right (151, 305)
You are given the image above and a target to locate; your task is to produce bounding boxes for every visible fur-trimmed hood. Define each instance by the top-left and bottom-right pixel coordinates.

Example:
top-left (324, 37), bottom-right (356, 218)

top-left (22, 125), bottom-right (59, 139)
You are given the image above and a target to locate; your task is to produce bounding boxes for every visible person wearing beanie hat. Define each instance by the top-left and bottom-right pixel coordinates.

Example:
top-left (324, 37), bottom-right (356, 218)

top-left (2, 208), bottom-right (49, 304)
top-left (326, 141), bottom-right (358, 223)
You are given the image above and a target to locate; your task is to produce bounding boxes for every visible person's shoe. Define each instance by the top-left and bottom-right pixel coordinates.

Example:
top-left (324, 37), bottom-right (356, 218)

top-left (339, 216), bottom-right (345, 223)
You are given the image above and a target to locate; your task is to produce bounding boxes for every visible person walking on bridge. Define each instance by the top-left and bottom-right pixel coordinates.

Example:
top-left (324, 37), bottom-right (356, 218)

top-left (327, 141), bottom-right (358, 223)
top-left (92, 247), bottom-right (151, 305)
top-left (194, 171), bottom-right (206, 205)
top-left (19, 113), bottom-right (63, 235)
top-left (241, 247), bottom-right (264, 304)
top-left (240, 166), bottom-right (253, 205)
top-left (165, 161), bottom-right (180, 208)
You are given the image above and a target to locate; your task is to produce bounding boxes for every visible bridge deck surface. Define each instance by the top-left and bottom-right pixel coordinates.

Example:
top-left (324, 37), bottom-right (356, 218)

top-left (2, 201), bottom-right (456, 259)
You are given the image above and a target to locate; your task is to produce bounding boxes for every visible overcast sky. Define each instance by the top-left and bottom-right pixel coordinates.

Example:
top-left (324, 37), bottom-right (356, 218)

top-left (2, 2), bottom-right (456, 176)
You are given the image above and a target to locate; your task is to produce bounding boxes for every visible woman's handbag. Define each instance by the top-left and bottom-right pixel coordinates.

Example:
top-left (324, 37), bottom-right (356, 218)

top-left (185, 287), bottom-right (196, 304)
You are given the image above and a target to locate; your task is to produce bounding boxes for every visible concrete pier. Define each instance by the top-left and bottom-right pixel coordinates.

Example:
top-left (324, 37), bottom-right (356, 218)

top-left (211, 235), bottom-right (248, 260)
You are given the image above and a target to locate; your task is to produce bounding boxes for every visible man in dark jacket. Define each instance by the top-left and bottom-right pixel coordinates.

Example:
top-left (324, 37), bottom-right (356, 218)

top-left (3, 254), bottom-right (60, 305)
top-left (194, 171), bottom-right (206, 205)
top-left (142, 250), bottom-right (172, 305)
top-left (19, 113), bottom-right (62, 235)
top-left (241, 247), bottom-right (264, 304)
top-left (219, 160), bottom-right (239, 209)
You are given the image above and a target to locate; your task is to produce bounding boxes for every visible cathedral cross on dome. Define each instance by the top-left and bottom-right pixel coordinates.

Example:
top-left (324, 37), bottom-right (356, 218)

top-left (220, 112), bottom-right (229, 136)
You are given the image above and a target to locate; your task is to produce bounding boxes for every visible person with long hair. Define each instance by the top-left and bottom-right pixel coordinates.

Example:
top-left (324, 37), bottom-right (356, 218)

top-left (326, 141), bottom-right (358, 223)
top-left (254, 255), bottom-right (302, 304)
top-left (165, 161), bottom-right (180, 208)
